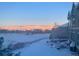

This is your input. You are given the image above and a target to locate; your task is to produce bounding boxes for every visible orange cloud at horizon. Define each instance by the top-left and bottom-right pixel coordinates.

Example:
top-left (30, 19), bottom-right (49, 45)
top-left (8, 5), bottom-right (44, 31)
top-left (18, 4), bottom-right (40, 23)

top-left (0, 25), bottom-right (55, 31)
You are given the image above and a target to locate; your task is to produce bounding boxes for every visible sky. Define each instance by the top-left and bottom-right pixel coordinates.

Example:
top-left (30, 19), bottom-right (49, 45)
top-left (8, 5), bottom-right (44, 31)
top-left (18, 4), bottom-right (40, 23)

top-left (0, 2), bottom-right (72, 26)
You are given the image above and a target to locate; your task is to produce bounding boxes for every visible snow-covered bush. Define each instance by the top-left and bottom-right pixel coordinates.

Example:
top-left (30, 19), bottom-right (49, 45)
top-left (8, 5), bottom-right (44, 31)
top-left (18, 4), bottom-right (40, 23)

top-left (49, 23), bottom-right (69, 39)
top-left (0, 36), bottom-right (20, 56)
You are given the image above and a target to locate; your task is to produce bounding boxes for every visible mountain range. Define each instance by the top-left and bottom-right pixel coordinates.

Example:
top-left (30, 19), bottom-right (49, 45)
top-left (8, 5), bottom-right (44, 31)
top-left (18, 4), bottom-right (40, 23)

top-left (0, 25), bottom-right (55, 31)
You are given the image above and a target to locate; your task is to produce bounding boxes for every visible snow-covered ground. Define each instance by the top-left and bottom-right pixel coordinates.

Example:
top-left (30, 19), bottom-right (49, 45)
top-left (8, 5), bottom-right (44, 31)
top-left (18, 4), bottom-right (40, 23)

top-left (0, 33), bottom-right (49, 44)
top-left (0, 33), bottom-right (73, 56)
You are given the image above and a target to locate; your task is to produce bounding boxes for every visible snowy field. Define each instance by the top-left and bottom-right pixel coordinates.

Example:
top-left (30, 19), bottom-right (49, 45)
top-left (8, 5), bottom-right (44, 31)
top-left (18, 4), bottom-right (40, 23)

top-left (0, 33), bottom-right (73, 56)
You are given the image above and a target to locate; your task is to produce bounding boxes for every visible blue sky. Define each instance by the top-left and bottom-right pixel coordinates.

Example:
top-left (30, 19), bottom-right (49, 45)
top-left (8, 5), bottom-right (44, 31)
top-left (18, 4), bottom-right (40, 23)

top-left (0, 2), bottom-right (72, 26)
